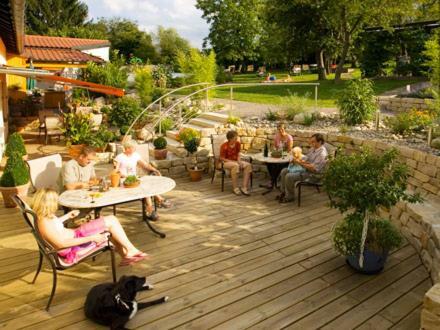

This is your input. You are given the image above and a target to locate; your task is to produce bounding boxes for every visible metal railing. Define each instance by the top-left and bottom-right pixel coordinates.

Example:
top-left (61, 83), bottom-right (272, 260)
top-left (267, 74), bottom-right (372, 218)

top-left (125, 82), bottom-right (320, 140)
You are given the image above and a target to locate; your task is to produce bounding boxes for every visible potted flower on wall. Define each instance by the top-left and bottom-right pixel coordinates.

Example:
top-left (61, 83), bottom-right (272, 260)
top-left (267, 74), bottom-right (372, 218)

top-left (184, 137), bottom-right (203, 181)
top-left (153, 136), bottom-right (168, 160)
top-left (323, 148), bottom-right (421, 274)
top-left (0, 136), bottom-right (30, 207)
top-left (63, 112), bottom-right (92, 157)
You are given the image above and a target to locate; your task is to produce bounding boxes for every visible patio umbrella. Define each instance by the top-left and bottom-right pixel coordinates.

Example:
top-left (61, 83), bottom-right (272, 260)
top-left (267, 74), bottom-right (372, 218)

top-left (26, 60), bottom-right (36, 90)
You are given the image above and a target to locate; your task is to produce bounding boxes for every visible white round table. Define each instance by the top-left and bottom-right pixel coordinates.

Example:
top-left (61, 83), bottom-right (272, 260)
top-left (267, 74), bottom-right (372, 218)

top-left (59, 176), bottom-right (176, 238)
top-left (252, 153), bottom-right (292, 194)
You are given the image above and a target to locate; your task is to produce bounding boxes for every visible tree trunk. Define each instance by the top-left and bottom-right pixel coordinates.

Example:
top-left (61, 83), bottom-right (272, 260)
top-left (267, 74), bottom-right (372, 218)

top-left (334, 7), bottom-right (350, 84)
top-left (316, 49), bottom-right (327, 80)
top-left (335, 34), bottom-right (350, 83)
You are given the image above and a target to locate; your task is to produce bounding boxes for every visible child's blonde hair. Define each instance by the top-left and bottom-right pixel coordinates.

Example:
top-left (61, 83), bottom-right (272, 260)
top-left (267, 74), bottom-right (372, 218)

top-left (292, 146), bottom-right (303, 159)
top-left (31, 188), bottom-right (59, 219)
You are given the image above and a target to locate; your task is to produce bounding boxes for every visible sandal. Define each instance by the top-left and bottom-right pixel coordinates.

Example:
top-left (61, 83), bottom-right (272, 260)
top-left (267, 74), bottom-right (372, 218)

top-left (157, 199), bottom-right (172, 208)
top-left (119, 254), bottom-right (147, 267)
top-left (233, 188), bottom-right (241, 196)
top-left (146, 211), bottom-right (159, 221)
top-left (240, 187), bottom-right (251, 196)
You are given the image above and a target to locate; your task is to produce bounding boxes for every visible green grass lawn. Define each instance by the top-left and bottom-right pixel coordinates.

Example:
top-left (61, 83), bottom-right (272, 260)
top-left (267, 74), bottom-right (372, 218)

top-left (211, 70), bottom-right (423, 107)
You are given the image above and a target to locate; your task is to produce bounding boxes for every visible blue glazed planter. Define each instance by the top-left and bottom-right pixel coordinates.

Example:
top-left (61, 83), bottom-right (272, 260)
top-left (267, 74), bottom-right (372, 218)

top-left (346, 248), bottom-right (389, 275)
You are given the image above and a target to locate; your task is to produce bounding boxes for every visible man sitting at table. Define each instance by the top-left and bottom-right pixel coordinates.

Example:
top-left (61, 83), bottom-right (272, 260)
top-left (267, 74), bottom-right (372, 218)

top-left (59, 146), bottom-right (98, 192)
top-left (114, 139), bottom-right (172, 221)
top-left (277, 133), bottom-right (328, 203)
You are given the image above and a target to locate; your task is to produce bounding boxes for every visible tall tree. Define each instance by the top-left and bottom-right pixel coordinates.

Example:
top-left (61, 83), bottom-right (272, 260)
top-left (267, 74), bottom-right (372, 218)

top-left (196, 0), bottom-right (263, 64)
top-left (156, 26), bottom-right (191, 68)
top-left (267, 0), bottom-right (334, 80)
top-left (99, 18), bottom-right (158, 63)
top-left (327, 0), bottom-right (414, 82)
top-left (26, 0), bottom-right (88, 35)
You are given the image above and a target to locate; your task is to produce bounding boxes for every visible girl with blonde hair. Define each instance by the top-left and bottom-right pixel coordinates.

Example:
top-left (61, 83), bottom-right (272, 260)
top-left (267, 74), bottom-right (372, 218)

top-left (32, 188), bottom-right (147, 266)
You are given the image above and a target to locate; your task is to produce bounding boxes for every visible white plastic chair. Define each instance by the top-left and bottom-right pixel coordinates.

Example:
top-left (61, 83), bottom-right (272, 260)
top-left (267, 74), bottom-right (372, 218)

top-left (44, 116), bottom-right (64, 144)
top-left (26, 154), bottom-right (63, 192)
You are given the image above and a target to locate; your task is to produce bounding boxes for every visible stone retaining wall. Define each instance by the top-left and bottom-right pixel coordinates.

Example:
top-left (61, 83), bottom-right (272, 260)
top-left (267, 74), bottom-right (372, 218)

top-left (378, 96), bottom-right (430, 112)
top-left (215, 126), bottom-right (440, 328)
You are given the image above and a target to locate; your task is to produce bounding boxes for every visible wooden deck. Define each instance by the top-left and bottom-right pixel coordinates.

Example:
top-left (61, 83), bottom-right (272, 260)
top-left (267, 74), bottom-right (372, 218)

top-left (0, 176), bottom-right (431, 329)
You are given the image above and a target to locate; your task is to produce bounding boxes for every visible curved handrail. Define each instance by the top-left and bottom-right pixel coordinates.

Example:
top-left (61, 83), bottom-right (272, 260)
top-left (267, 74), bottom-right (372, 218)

top-left (123, 82), bottom-right (210, 139)
top-left (144, 82), bottom-right (320, 137)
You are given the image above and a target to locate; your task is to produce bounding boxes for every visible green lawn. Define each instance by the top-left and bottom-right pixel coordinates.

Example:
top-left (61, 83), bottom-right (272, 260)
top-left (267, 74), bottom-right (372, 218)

top-left (212, 71), bottom-right (423, 107)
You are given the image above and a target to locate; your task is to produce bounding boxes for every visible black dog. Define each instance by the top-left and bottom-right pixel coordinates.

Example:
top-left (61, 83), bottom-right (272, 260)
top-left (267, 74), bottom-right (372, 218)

top-left (84, 275), bottom-right (168, 330)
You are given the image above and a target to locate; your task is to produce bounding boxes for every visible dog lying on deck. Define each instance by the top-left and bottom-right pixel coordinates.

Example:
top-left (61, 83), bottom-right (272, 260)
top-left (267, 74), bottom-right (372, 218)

top-left (84, 275), bottom-right (168, 330)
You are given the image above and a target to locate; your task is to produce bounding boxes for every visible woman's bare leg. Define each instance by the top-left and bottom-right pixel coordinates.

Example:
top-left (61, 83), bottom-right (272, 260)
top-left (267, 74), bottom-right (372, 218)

top-left (104, 215), bottom-right (142, 257)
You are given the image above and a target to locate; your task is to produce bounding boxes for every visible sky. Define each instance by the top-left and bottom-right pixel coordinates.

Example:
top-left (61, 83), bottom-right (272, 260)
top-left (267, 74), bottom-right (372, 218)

top-left (82, 0), bottom-right (209, 48)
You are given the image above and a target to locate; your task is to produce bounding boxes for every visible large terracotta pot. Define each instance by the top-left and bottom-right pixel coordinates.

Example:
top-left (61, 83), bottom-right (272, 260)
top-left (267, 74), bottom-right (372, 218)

top-left (154, 149), bottom-right (168, 160)
top-left (0, 182), bottom-right (30, 208)
top-left (188, 167), bottom-right (204, 182)
top-left (68, 144), bottom-right (85, 158)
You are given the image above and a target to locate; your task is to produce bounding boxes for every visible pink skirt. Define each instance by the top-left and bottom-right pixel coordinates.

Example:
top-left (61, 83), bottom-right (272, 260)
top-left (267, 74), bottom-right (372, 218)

top-left (58, 218), bottom-right (106, 264)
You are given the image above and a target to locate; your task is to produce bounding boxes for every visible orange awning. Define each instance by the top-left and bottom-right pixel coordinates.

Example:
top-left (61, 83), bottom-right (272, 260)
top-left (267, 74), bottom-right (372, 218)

top-left (0, 66), bottom-right (124, 97)
top-left (35, 75), bottom-right (124, 97)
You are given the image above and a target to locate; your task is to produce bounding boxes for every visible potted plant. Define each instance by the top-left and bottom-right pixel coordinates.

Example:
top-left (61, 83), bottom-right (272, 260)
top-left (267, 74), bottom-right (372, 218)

top-left (123, 175), bottom-right (140, 188)
top-left (89, 127), bottom-right (116, 152)
top-left (153, 136), bottom-right (168, 160)
top-left (0, 146), bottom-right (30, 208)
top-left (5, 133), bottom-right (27, 160)
top-left (184, 137), bottom-right (203, 181)
top-left (63, 112), bottom-right (92, 157)
top-left (323, 148), bottom-right (421, 274)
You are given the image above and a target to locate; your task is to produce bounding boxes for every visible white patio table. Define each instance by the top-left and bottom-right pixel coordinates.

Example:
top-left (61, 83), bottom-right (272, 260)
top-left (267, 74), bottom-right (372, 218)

top-left (58, 176), bottom-right (176, 238)
top-left (252, 153), bottom-right (293, 195)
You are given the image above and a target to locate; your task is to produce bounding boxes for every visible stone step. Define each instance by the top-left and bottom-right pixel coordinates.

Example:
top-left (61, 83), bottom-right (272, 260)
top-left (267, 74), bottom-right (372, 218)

top-left (181, 124), bottom-right (217, 137)
top-left (166, 130), bottom-right (180, 140)
top-left (188, 117), bottom-right (222, 128)
top-left (198, 111), bottom-right (229, 124)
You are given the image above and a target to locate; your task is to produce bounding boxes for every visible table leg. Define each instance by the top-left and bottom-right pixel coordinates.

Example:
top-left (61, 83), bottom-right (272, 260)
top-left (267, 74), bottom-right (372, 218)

top-left (94, 207), bottom-right (102, 219)
top-left (141, 199), bottom-right (166, 238)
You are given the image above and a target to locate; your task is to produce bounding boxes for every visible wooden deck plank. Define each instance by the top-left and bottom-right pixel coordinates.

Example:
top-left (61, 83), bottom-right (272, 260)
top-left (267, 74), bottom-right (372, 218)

top-left (0, 177), bottom-right (431, 329)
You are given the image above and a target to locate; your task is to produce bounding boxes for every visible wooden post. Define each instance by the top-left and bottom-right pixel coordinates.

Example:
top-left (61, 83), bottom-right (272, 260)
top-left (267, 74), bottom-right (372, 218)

top-left (428, 126), bottom-right (433, 147)
top-left (206, 88), bottom-right (209, 112)
top-left (230, 86), bottom-right (233, 112)
top-left (375, 110), bottom-right (380, 131)
top-left (314, 85), bottom-right (318, 112)
top-left (158, 100), bottom-right (162, 135)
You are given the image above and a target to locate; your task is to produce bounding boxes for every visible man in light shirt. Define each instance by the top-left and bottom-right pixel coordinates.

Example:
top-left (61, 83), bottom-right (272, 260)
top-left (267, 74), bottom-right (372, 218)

top-left (277, 133), bottom-right (328, 203)
top-left (59, 146), bottom-right (98, 192)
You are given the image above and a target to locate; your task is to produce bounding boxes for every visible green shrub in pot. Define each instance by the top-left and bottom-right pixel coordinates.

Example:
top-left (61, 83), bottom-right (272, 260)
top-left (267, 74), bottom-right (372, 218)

top-left (323, 148), bottom-right (421, 273)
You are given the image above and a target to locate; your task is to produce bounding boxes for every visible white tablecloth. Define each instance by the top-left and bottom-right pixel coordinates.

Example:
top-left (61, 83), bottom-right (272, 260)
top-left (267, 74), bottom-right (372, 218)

top-left (58, 176), bottom-right (176, 209)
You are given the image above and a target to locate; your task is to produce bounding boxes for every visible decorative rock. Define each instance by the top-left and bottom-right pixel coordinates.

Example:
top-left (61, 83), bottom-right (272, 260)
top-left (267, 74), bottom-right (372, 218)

top-left (422, 249), bottom-right (433, 271)
top-left (169, 165), bottom-right (186, 175)
top-left (293, 113), bottom-right (306, 124)
top-left (171, 159), bottom-right (184, 166)
top-left (151, 160), bottom-right (171, 169)
top-left (196, 149), bottom-right (210, 157)
top-left (431, 138), bottom-right (440, 150)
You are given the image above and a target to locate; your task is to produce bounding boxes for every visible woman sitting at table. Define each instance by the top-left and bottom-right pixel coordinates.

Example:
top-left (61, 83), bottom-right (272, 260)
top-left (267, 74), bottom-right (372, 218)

top-left (32, 188), bottom-right (148, 266)
top-left (220, 130), bottom-right (252, 196)
top-left (114, 139), bottom-right (171, 221)
top-left (265, 123), bottom-right (294, 189)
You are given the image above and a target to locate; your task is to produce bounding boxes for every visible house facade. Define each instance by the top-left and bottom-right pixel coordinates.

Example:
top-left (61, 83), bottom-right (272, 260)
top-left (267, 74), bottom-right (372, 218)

top-left (0, 0), bottom-right (25, 158)
top-left (8, 35), bottom-right (110, 91)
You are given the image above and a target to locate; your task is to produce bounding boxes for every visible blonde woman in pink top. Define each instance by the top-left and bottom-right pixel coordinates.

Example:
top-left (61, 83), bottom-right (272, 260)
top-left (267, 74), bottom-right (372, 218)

top-left (266, 123), bottom-right (293, 189)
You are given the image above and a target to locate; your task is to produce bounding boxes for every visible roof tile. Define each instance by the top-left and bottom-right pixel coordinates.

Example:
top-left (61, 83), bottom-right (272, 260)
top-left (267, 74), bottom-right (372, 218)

top-left (23, 47), bottom-right (105, 63)
top-left (24, 35), bottom-right (110, 49)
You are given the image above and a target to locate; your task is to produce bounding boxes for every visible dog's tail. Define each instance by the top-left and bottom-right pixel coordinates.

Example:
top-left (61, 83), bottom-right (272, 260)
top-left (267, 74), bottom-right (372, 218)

top-left (138, 296), bottom-right (169, 309)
